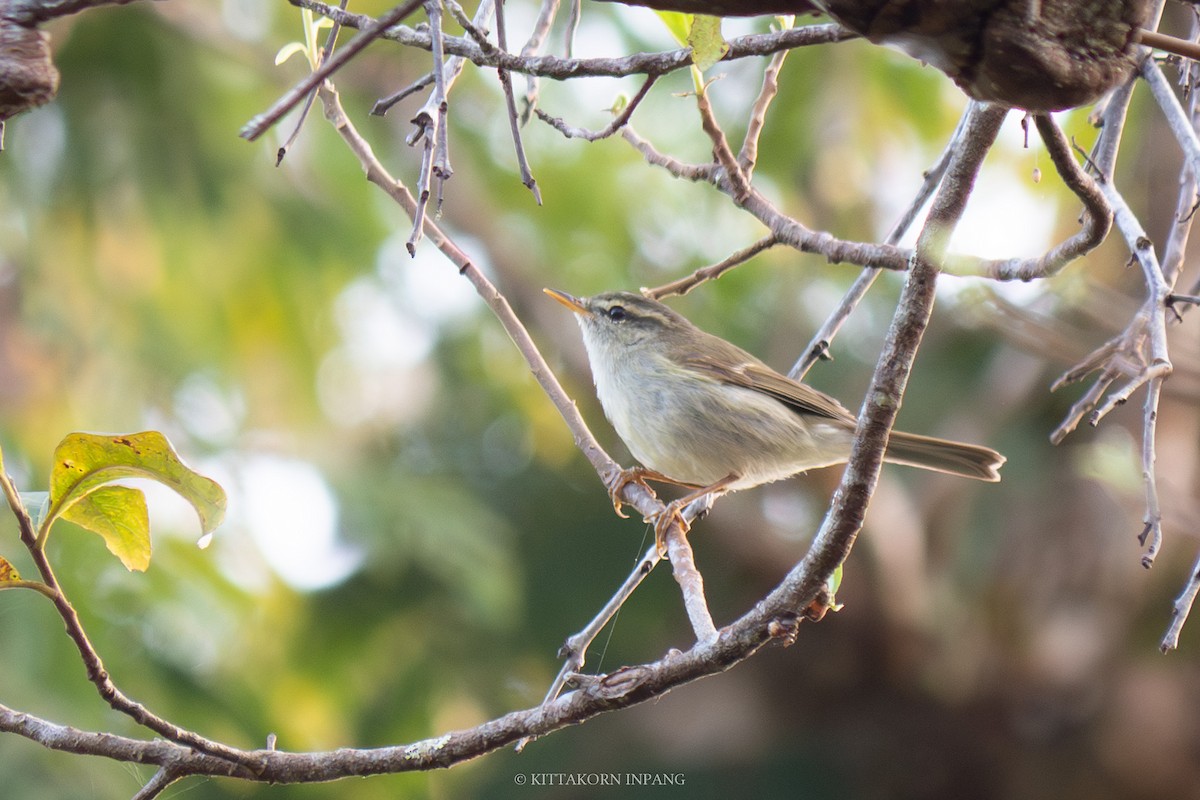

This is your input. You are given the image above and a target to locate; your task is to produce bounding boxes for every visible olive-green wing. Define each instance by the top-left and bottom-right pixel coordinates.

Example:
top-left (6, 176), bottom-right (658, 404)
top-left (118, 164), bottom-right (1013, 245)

top-left (682, 335), bottom-right (854, 422)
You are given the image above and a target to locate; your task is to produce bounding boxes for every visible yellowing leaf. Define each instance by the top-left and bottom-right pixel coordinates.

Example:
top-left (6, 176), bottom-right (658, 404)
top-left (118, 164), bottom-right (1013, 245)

top-left (44, 432), bottom-right (226, 571)
top-left (654, 11), bottom-right (691, 47)
top-left (689, 16), bottom-right (728, 73)
top-left (275, 41), bottom-right (308, 66)
top-left (63, 486), bottom-right (151, 572)
top-left (0, 556), bottom-right (19, 582)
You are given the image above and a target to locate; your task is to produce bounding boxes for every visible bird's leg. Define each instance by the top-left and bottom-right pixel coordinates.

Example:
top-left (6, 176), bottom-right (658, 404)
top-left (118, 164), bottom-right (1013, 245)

top-left (605, 466), bottom-right (697, 519)
top-left (652, 473), bottom-right (739, 558)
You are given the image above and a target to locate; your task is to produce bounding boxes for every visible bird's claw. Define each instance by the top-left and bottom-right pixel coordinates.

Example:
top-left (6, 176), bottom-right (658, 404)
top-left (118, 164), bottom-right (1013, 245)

top-left (605, 467), bottom-right (658, 519)
top-left (651, 499), bottom-right (691, 559)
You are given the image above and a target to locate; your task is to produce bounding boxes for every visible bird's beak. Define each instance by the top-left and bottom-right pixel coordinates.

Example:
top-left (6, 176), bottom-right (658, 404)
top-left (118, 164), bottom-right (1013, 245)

top-left (543, 288), bottom-right (591, 317)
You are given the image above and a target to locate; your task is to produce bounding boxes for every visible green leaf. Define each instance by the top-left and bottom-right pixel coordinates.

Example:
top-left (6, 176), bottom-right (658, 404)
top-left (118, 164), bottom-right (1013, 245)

top-left (44, 431), bottom-right (226, 572)
top-left (825, 563), bottom-right (845, 612)
top-left (654, 10), bottom-right (691, 47)
top-left (688, 16), bottom-right (728, 73)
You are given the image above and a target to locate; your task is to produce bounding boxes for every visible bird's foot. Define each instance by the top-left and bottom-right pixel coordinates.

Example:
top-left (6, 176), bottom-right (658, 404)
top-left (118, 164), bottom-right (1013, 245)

top-left (605, 467), bottom-right (659, 519)
top-left (651, 497), bottom-right (692, 559)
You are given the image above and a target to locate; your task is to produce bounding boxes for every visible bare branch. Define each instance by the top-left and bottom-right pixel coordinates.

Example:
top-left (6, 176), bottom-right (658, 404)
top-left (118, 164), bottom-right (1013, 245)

top-left (242, 0), bottom-right (424, 141)
top-left (645, 235), bottom-right (779, 299)
top-left (404, 0), bottom-right (451, 254)
top-left (7, 0), bottom-right (143, 25)
top-left (695, 83), bottom-right (751, 203)
top-left (974, 114), bottom-right (1111, 281)
top-left (288, 0), bottom-right (850, 79)
top-left (620, 125), bottom-right (717, 182)
top-left (494, 0), bottom-right (541, 203)
top-left (516, 0), bottom-right (562, 121)
top-left (534, 543), bottom-right (663, 718)
top-left (664, 520), bottom-right (716, 643)
top-left (1142, 56), bottom-right (1200, 188)
top-left (535, 74), bottom-right (658, 141)
top-left (790, 104), bottom-right (976, 379)
top-left (131, 766), bottom-right (181, 800)
top-left (1162, 551), bottom-right (1200, 652)
top-left (276, 0), bottom-right (346, 166)
top-left (739, 48), bottom-right (788, 175)
top-left (766, 102), bottom-right (1007, 636)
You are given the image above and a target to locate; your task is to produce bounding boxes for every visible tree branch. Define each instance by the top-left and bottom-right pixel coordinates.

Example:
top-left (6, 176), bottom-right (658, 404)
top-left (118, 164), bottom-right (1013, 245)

top-left (287, 0), bottom-right (851, 77)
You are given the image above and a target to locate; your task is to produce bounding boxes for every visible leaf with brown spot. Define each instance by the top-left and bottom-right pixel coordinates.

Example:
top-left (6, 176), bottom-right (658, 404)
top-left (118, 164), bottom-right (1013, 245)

top-left (0, 555), bottom-right (19, 582)
top-left (42, 432), bottom-right (226, 571)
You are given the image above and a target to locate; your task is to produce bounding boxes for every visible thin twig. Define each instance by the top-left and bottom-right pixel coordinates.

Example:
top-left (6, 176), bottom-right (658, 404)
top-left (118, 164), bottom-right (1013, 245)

top-left (1160, 53), bottom-right (1200, 289)
top-left (371, 72), bottom-right (434, 116)
top-left (372, 0), bottom-right (497, 120)
top-left (132, 766), bottom-right (180, 800)
top-left (974, 114), bottom-right (1112, 281)
top-left (535, 543), bottom-right (663, 713)
top-left (789, 105), bottom-right (977, 379)
top-left (0, 578), bottom-right (59, 601)
top-left (518, 0), bottom-right (562, 122)
top-left (1138, 376), bottom-right (1165, 567)
top-left (405, 0), bottom-right (450, 254)
top-left (1142, 57), bottom-right (1200, 185)
top-left (1135, 28), bottom-right (1200, 62)
top-left (276, 0), bottom-right (346, 166)
top-left (1162, 550), bottom-right (1200, 651)
top-left (443, 0), bottom-right (490, 47)
top-left (1087, 194), bottom-right (1171, 427)
top-left (242, 0), bottom-right (424, 141)
top-left (739, 48), bottom-right (788, 175)
top-left (564, 0), bottom-right (582, 58)
top-left (494, 0), bottom-right (542, 203)
top-left (621, 125), bottom-right (716, 182)
top-left (695, 84), bottom-right (751, 203)
top-left (289, 0), bottom-right (851, 80)
top-left (645, 235), bottom-right (779, 299)
top-left (534, 73), bottom-right (659, 141)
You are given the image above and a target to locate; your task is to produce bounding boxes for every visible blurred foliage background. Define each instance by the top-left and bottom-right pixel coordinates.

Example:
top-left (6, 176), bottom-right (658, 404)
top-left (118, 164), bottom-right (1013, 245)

top-left (2, 1), bottom-right (1200, 798)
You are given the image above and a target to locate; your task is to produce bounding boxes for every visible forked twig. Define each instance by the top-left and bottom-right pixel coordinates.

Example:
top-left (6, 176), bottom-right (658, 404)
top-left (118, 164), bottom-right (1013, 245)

top-left (276, 0), bottom-right (346, 166)
top-left (535, 74), bottom-right (659, 141)
top-left (1047, 68), bottom-right (1175, 575)
top-left (971, 114), bottom-right (1112, 281)
top-left (739, 48), bottom-right (788, 176)
top-left (0, 470), bottom-right (265, 773)
top-left (789, 104), bottom-right (977, 379)
top-left (242, 0), bottom-right (424, 141)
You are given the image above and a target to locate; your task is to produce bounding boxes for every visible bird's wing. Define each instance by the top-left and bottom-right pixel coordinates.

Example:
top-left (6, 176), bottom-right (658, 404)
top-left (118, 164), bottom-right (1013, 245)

top-left (684, 344), bottom-right (855, 423)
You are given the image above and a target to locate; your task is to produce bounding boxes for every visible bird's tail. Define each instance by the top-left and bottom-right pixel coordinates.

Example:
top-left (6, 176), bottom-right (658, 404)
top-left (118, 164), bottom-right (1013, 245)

top-left (884, 431), bottom-right (1005, 482)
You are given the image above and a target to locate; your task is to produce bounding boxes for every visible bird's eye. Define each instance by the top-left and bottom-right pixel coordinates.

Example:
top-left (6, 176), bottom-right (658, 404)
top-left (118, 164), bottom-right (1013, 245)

top-left (606, 305), bottom-right (627, 322)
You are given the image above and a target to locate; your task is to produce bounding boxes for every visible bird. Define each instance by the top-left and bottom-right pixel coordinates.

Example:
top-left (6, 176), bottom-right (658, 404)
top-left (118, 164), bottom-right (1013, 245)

top-left (545, 288), bottom-right (1004, 550)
